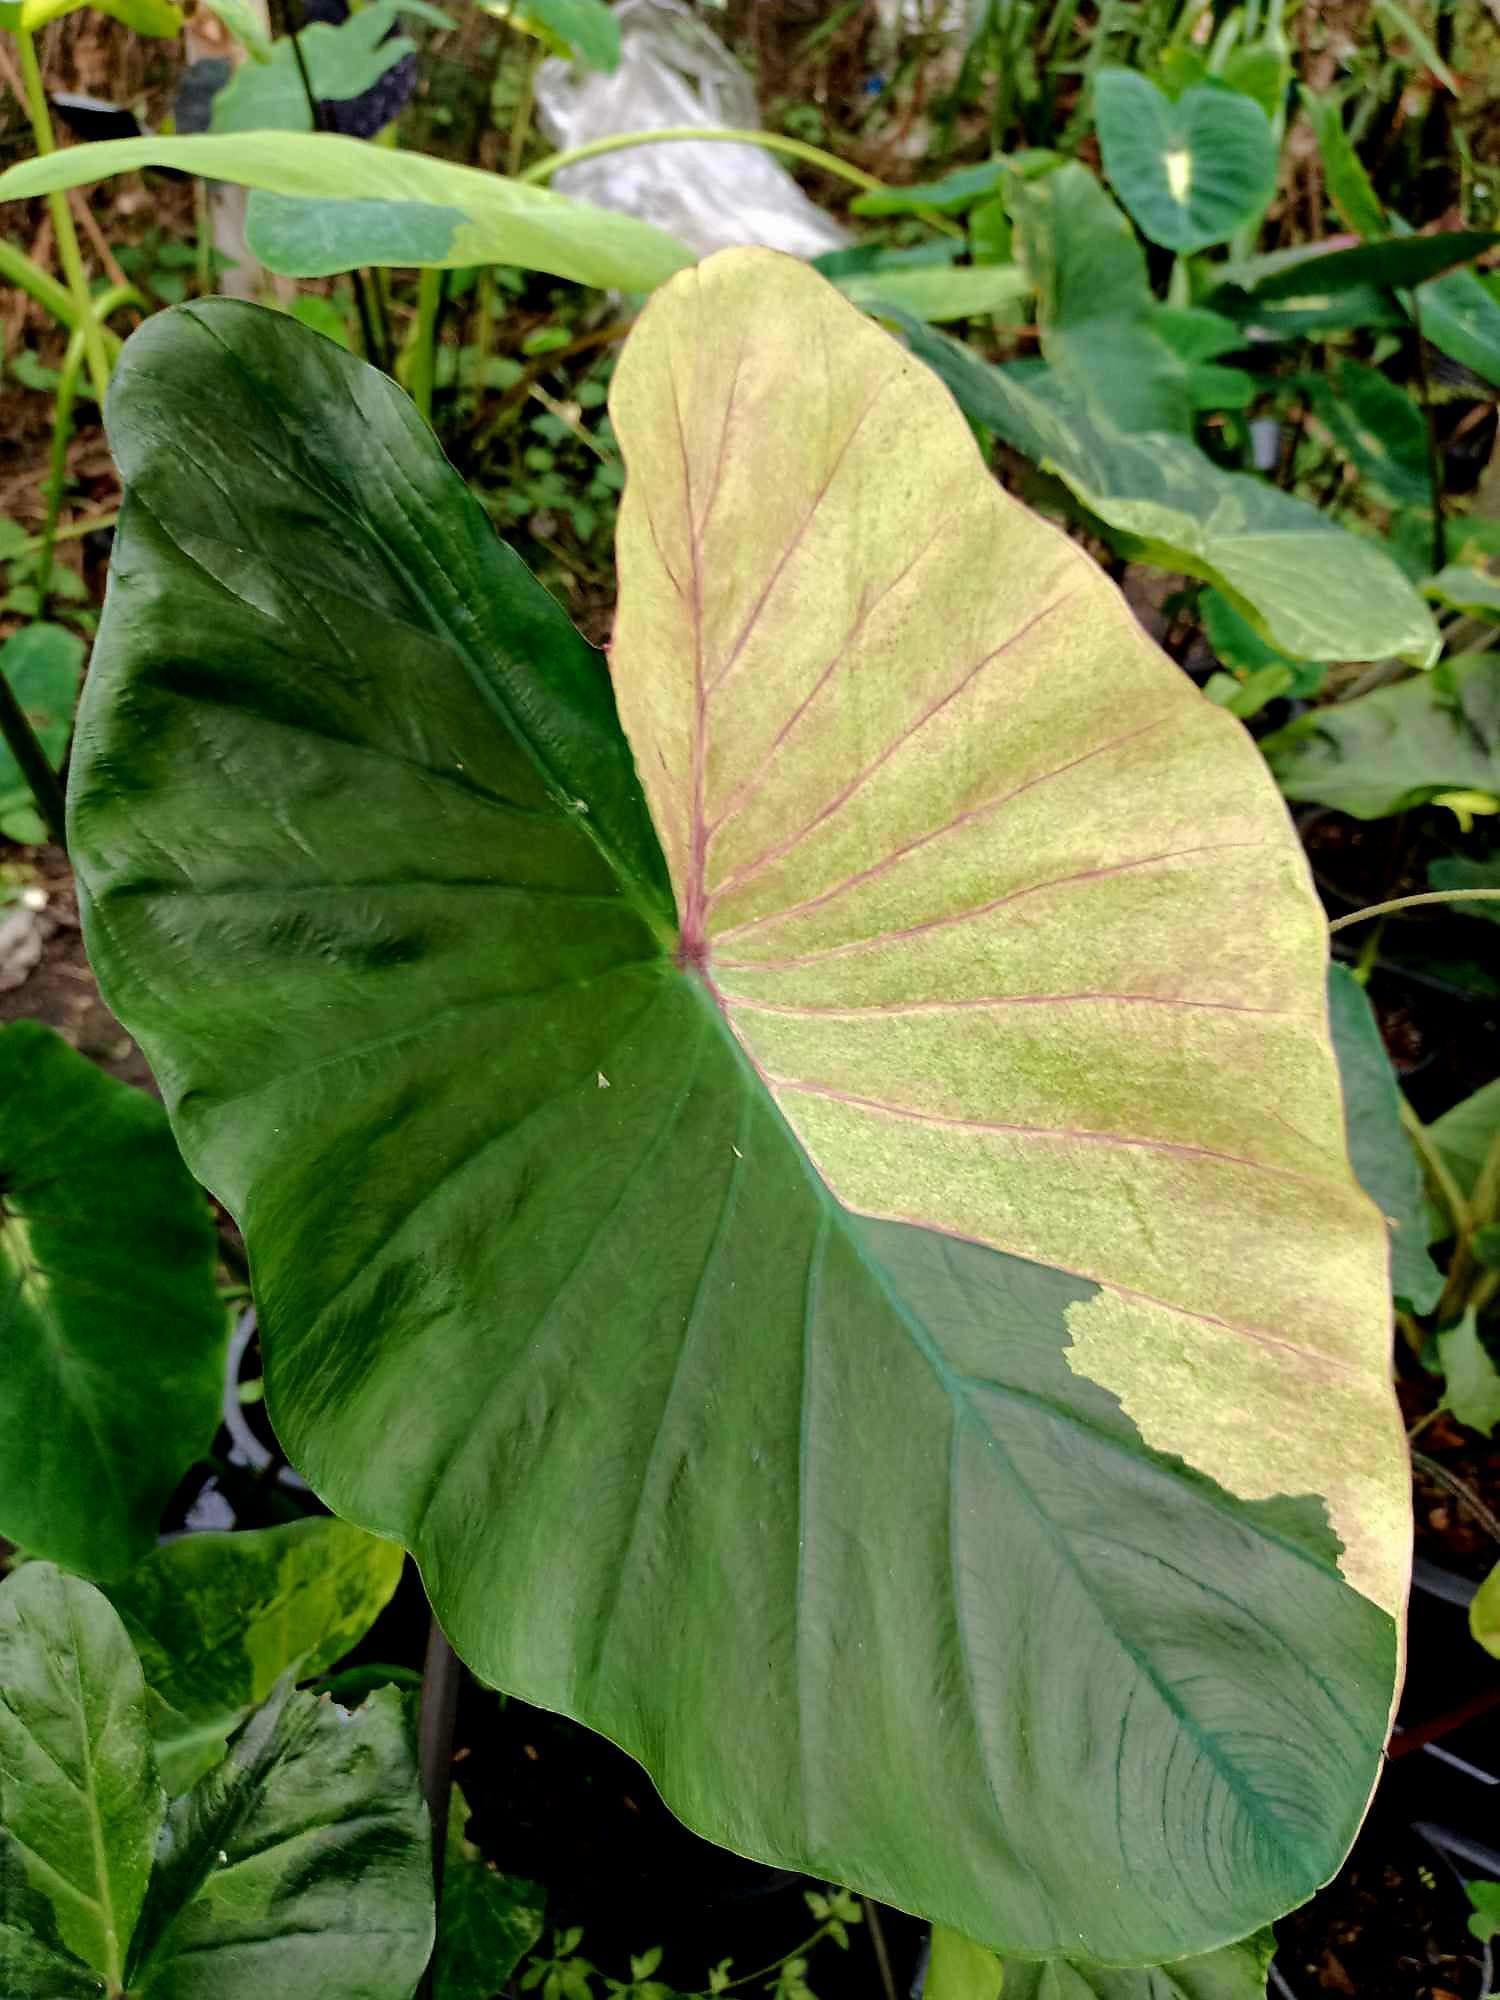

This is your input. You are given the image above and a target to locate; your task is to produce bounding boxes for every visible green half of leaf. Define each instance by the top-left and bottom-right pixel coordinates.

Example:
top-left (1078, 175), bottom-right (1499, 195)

top-left (0, 1022), bottom-right (224, 1579)
top-left (71, 264), bottom-right (1404, 1965)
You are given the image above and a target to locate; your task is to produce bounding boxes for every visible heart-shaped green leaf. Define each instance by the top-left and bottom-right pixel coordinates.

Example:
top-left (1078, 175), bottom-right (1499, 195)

top-left (210, 4), bottom-right (421, 134)
top-left (0, 134), bottom-right (692, 290)
top-left (71, 256), bottom-right (1405, 1964)
top-left (0, 1023), bottom-right (225, 1579)
top-left (1095, 69), bottom-right (1276, 253)
top-left (102, 1518), bottom-right (406, 1792)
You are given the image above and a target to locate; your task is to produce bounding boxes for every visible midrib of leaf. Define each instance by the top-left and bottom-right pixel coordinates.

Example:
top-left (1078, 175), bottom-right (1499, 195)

top-left (65, 1591), bottom-right (126, 1993)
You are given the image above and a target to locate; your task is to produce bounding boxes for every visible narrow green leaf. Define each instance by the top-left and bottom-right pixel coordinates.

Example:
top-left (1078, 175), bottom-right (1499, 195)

top-left (1437, 1311), bottom-right (1500, 1437)
top-left (837, 262), bottom-right (1030, 323)
top-left (900, 316), bottom-right (1439, 663)
top-left (1301, 90), bottom-right (1386, 237)
top-left (1241, 231), bottom-right (1500, 301)
top-left (0, 135), bottom-right (693, 291)
top-left (435, 1787), bottom-right (545, 2000)
top-left (0, 1565), bottom-right (162, 1990)
top-left (1371, 0), bottom-right (1459, 92)
top-left (0, 1023), bottom-right (224, 1580)
top-left (851, 158), bottom-right (1009, 218)
top-left (127, 1680), bottom-right (433, 1998)
top-left (1095, 68), bottom-right (1277, 253)
top-left (101, 1518), bottom-right (406, 1794)
top-left (1326, 965), bottom-right (1443, 1315)
top-left (70, 261), bottom-right (1405, 1964)
top-left (1264, 656), bottom-right (1500, 818)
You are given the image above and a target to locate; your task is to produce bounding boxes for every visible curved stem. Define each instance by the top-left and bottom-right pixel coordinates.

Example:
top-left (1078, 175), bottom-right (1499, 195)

top-left (13, 25), bottom-right (112, 406)
top-left (0, 663), bottom-right (67, 848)
top-left (1329, 887), bottom-right (1500, 931)
top-left (1400, 1095), bottom-right (1472, 1241)
top-left (519, 127), bottom-right (964, 238)
top-left (1412, 1449), bottom-right (1500, 1547)
top-left (414, 1609), bottom-right (462, 2000)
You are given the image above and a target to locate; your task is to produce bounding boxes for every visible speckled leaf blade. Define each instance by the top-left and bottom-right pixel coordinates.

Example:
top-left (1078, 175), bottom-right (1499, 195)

top-left (0, 1565), bottom-right (162, 1992)
top-left (0, 1023), bottom-right (225, 1579)
top-left (127, 1681), bottom-right (432, 1998)
top-left (72, 277), bottom-right (1400, 1966)
top-left (101, 1519), bottom-right (406, 1793)
top-left (434, 1787), bottom-right (544, 2000)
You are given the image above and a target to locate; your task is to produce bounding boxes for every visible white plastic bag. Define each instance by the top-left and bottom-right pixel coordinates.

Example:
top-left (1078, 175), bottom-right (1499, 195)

top-left (535, 0), bottom-right (847, 260)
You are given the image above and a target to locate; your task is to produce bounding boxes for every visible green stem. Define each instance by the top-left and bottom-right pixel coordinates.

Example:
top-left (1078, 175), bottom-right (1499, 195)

top-left (409, 265), bottom-right (443, 424)
top-left (1328, 888), bottom-right (1500, 930)
top-left (1438, 1124), bottom-right (1500, 1325)
top-left (0, 235), bottom-right (81, 331)
top-left (14, 507), bottom-right (118, 556)
top-left (0, 655), bottom-right (67, 848)
top-left (35, 280), bottom-right (134, 612)
top-left (1399, 1094), bottom-right (1471, 1242)
top-left (37, 326), bottom-right (85, 616)
top-left (519, 126), bottom-right (956, 228)
top-left (13, 25), bottom-right (112, 406)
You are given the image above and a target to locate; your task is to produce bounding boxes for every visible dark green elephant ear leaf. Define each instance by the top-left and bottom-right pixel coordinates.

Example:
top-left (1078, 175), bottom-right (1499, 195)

top-left (72, 259), bottom-right (1404, 1965)
top-left (0, 1023), bottom-right (225, 1579)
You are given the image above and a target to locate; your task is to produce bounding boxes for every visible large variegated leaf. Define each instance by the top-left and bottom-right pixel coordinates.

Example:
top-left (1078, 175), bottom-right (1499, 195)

top-left (69, 256), bottom-right (1405, 1966)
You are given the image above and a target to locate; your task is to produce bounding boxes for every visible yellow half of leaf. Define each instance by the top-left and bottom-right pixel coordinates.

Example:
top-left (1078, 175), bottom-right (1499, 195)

top-left (608, 246), bottom-right (1408, 1621)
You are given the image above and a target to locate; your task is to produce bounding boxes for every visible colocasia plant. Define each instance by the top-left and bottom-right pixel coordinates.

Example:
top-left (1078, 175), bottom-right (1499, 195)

top-left (60, 248), bottom-right (1408, 1976)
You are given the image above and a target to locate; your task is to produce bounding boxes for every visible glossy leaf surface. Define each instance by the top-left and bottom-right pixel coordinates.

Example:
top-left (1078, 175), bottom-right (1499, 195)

top-left (0, 1564), bottom-right (161, 1993)
top-left (0, 134), bottom-right (692, 290)
top-left (900, 315), bottom-right (1437, 663)
top-left (126, 1680), bottom-right (432, 1998)
top-left (0, 1023), bottom-right (224, 1578)
top-left (1095, 69), bottom-right (1276, 252)
top-left (72, 262), bottom-right (1403, 1963)
top-left (103, 1519), bottom-right (406, 1792)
